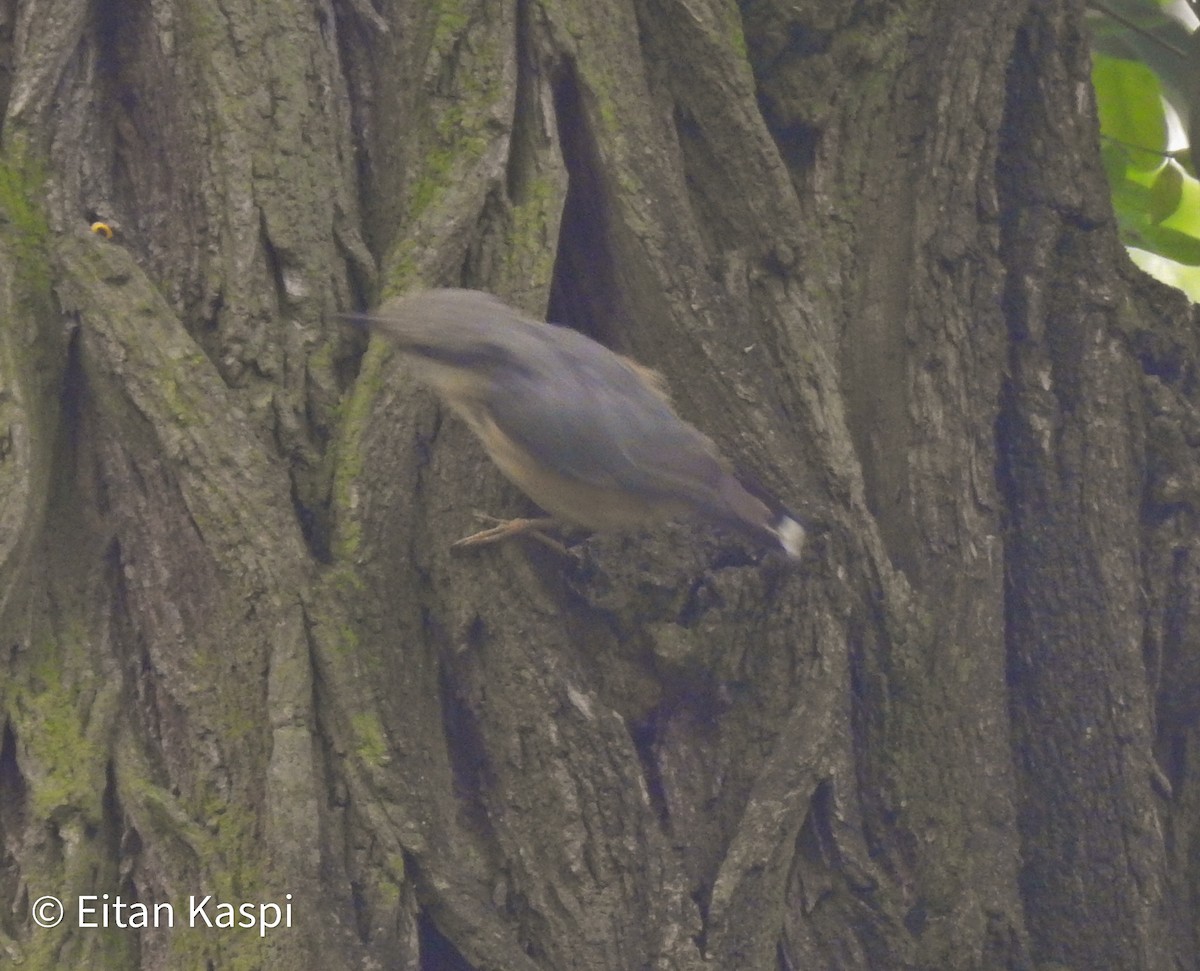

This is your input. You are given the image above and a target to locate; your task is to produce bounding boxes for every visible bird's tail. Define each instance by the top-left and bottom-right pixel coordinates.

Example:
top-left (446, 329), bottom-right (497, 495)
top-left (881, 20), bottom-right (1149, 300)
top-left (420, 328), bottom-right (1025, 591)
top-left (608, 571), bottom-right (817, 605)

top-left (712, 473), bottom-right (807, 559)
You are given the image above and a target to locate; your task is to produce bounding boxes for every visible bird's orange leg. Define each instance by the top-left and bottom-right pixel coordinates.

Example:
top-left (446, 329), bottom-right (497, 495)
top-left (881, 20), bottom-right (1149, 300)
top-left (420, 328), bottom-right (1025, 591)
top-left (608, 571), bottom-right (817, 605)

top-left (451, 515), bottom-right (569, 555)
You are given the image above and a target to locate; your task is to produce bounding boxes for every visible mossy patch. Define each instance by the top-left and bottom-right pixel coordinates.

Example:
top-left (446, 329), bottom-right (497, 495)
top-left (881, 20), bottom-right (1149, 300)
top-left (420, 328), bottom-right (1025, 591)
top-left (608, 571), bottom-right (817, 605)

top-left (0, 152), bottom-right (52, 298)
top-left (350, 709), bottom-right (390, 766)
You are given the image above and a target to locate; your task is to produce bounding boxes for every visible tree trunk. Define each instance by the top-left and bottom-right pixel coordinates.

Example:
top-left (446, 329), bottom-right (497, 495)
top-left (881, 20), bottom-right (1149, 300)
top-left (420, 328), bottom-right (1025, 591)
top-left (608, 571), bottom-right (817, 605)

top-left (0, 0), bottom-right (1194, 968)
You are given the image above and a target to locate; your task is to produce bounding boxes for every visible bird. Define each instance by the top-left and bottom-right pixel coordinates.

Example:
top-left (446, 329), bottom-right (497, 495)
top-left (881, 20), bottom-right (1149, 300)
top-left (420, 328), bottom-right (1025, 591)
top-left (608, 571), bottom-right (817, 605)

top-left (356, 289), bottom-right (806, 559)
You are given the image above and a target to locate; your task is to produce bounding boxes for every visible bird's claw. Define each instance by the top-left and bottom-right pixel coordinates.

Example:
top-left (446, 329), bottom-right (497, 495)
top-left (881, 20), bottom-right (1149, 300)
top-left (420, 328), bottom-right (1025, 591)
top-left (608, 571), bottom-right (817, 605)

top-left (451, 514), bottom-right (571, 556)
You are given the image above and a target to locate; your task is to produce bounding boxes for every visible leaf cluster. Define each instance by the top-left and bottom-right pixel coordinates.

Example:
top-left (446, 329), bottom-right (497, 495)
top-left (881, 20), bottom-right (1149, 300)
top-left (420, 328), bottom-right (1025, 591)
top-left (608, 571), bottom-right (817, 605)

top-left (1090, 0), bottom-right (1200, 278)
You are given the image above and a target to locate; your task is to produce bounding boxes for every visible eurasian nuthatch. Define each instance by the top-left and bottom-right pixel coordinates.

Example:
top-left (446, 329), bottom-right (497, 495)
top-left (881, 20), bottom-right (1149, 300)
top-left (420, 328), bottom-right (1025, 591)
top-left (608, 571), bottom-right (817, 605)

top-left (358, 289), bottom-right (805, 558)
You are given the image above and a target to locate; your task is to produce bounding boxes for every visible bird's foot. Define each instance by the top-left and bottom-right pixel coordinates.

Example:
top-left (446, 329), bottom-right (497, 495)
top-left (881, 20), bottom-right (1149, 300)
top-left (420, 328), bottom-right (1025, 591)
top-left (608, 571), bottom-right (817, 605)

top-left (451, 514), bottom-right (570, 556)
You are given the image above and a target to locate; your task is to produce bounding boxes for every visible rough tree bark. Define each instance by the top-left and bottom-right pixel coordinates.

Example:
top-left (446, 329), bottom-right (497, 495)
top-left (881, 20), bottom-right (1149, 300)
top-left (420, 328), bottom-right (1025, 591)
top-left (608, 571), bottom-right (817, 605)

top-left (0, 0), bottom-right (1195, 969)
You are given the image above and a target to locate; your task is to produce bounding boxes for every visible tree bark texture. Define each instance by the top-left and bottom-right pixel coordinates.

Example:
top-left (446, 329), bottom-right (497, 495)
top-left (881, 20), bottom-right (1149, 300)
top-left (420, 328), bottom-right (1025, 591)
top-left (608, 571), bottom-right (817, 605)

top-left (0, 0), bottom-right (1195, 969)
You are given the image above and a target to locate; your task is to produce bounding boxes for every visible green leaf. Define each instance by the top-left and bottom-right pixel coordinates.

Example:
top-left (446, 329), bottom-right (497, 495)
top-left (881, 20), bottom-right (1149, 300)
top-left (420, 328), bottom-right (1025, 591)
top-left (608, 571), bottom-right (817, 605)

top-left (1092, 53), bottom-right (1169, 170)
top-left (1183, 24), bottom-right (1200, 165)
top-left (1158, 163), bottom-right (1200, 237)
top-left (1148, 162), bottom-right (1184, 222)
top-left (1087, 0), bottom-right (1191, 111)
top-left (1109, 166), bottom-right (1154, 223)
top-left (1127, 223), bottom-right (1200, 265)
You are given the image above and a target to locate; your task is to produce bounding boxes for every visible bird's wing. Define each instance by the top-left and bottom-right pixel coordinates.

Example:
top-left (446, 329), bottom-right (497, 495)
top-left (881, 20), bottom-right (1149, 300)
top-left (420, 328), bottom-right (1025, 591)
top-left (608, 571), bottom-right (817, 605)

top-left (483, 337), bottom-right (727, 505)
